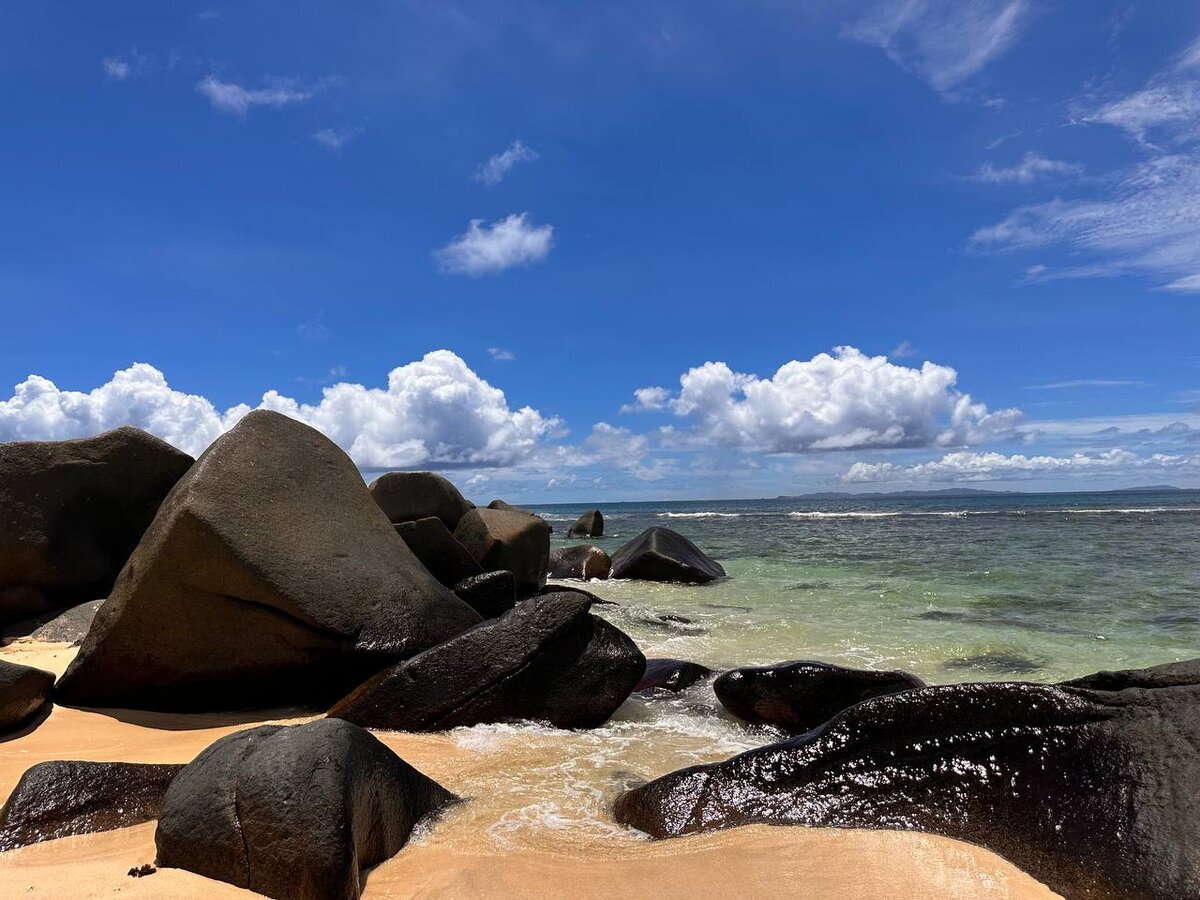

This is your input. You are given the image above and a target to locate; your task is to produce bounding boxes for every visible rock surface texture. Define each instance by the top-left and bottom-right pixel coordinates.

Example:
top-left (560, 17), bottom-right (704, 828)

top-left (454, 508), bottom-right (550, 597)
top-left (369, 472), bottom-right (474, 531)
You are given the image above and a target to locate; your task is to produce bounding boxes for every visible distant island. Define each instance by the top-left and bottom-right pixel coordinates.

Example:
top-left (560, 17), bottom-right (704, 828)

top-left (776, 485), bottom-right (1186, 501)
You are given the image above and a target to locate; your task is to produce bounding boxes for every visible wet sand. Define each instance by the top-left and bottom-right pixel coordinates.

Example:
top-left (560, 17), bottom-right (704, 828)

top-left (0, 642), bottom-right (1059, 899)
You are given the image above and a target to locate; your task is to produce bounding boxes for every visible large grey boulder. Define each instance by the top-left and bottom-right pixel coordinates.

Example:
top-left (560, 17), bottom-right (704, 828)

top-left (610, 527), bottom-right (725, 584)
top-left (156, 719), bottom-right (455, 900)
top-left (329, 591), bottom-right (645, 730)
top-left (453, 508), bottom-right (550, 597)
top-left (0, 427), bottom-right (192, 626)
top-left (369, 471), bottom-right (473, 530)
top-left (55, 411), bottom-right (481, 712)
top-left (615, 659), bottom-right (1200, 900)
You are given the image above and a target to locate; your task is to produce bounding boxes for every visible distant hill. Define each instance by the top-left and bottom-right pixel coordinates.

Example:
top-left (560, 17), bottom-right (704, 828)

top-left (776, 485), bottom-right (1185, 501)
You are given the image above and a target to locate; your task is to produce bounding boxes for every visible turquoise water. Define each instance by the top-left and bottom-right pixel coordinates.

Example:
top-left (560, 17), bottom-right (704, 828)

top-left (533, 490), bottom-right (1200, 684)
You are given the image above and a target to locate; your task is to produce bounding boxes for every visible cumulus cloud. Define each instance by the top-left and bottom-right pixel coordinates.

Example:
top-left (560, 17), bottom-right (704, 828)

top-left (629, 347), bottom-right (1020, 454)
top-left (436, 213), bottom-right (553, 276)
top-left (474, 140), bottom-right (539, 186)
top-left (0, 352), bottom-right (560, 470)
top-left (620, 386), bottom-right (671, 413)
top-left (847, 0), bottom-right (1031, 94)
top-left (843, 448), bottom-right (1200, 483)
top-left (973, 152), bottom-right (1083, 184)
top-left (196, 75), bottom-right (316, 115)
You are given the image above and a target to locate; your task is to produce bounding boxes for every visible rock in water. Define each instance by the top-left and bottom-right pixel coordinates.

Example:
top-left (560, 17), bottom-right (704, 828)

top-left (714, 661), bottom-right (924, 733)
top-left (393, 517), bottom-right (483, 586)
top-left (615, 659), bottom-right (1200, 900)
top-left (454, 508), bottom-right (550, 597)
top-left (0, 427), bottom-right (192, 626)
top-left (156, 719), bottom-right (455, 900)
top-left (329, 591), bottom-right (645, 730)
top-left (55, 411), bottom-right (481, 712)
top-left (610, 527), bottom-right (725, 584)
top-left (568, 509), bottom-right (604, 537)
top-left (0, 761), bottom-right (183, 850)
top-left (636, 658), bottom-right (714, 694)
top-left (0, 659), bottom-right (54, 734)
top-left (452, 570), bottom-right (516, 619)
top-left (369, 471), bottom-right (474, 530)
top-left (548, 545), bottom-right (612, 580)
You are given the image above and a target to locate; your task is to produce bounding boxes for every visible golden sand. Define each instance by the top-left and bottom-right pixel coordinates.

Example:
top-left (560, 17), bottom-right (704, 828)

top-left (0, 642), bottom-right (1060, 899)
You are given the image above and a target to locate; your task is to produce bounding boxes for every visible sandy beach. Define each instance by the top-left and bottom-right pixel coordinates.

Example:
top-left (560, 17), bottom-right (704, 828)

top-left (0, 641), bottom-right (1058, 900)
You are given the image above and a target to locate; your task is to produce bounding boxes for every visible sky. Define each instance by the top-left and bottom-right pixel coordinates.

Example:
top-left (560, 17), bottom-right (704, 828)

top-left (2, 0), bottom-right (1200, 501)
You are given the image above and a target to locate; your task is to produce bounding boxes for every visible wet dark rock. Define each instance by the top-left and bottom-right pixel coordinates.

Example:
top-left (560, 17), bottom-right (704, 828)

top-left (329, 591), bottom-right (645, 730)
top-left (610, 527), bottom-right (725, 584)
top-left (0, 761), bottom-right (183, 850)
top-left (55, 411), bottom-right (481, 712)
top-left (0, 659), bottom-right (54, 734)
top-left (393, 517), bottom-right (483, 587)
top-left (714, 661), bottom-right (924, 734)
top-left (0, 427), bottom-right (193, 627)
top-left (156, 719), bottom-right (455, 900)
top-left (452, 570), bottom-right (516, 619)
top-left (943, 650), bottom-right (1045, 675)
top-left (454, 508), bottom-right (550, 597)
top-left (368, 471), bottom-right (474, 531)
top-left (128, 864), bottom-right (156, 878)
top-left (568, 509), bottom-right (604, 538)
top-left (636, 659), bottom-right (714, 694)
top-left (615, 658), bottom-right (1200, 900)
top-left (919, 609), bottom-right (1094, 637)
top-left (538, 583), bottom-right (620, 606)
top-left (548, 545), bottom-right (612, 580)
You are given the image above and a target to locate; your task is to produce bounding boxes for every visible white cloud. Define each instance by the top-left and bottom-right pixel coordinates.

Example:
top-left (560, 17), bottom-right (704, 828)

top-left (889, 339), bottom-right (918, 359)
top-left (974, 152), bottom-right (1083, 184)
top-left (474, 140), bottom-right (539, 186)
top-left (196, 75), bottom-right (315, 115)
top-left (620, 386), bottom-right (671, 413)
top-left (1163, 274), bottom-right (1200, 293)
top-left (633, 347), bottom-right (1020, 454)
top-left (436, 213), bottom-right (553, 276)
top-left (847, 0), bottom-right (1031, 94)
top-left (487, 347), bottom-right (515, 361)
top-left (311, 128), bottom-right (360, 153)
top-left (843, 448), bottom-right (1200, 483)
top-left (1028, 378), bottom-right (1144, 390)
top-left (102, 57), bottom-right (131, 81)
top-left (0, 352), bottom-right (560, 470)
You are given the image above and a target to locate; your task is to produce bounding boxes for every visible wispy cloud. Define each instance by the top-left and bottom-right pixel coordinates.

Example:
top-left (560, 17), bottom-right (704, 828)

top-left (846, 0), bottom-right (1032, 95)
top-left (311, 127), bottom-right (361, 154)
top-left (474, 140), bottom-right (539, 186)
top-left (436, 212), bottom-right (553, 276)
top-left (101, 48), bottom-right (149, 82)
top-left (889, 339), bottom-right (918, 359)
top-left (844, 448), bottom-right (1200, 483)
top-left (488, 347), bottom-right (515, 361)
top-left (196, 75), bottom-right (319, 116)
top-left (973, 152), bottom-right (1083, 184)
top-left (1028, 378), bottom-right (1146, 390)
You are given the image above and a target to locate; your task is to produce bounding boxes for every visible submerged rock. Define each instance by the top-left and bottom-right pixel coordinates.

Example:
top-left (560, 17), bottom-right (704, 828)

top-left (0, 427), bottom-right (193, 627)
top-left (452, 570), bottom-right (517, 619)
top-left (944, 650), bottom-right (1045, 675)
top-left (568, 509), bottom-right (604, 538)
top-left (156, 719), bottom-right (455, 900)
top-left (610, 527), bottom-right (725, 584)
top-left (548, 545), bottom-right (612, 580)
top-left (615, 658), bottom-right (1200, 900)
top-left (329, 591), bottom-right (645, 730)
top-left (0, 761), bottom-right (183, 850)
top-left (0, 659), bottom-right (54, 734)
top-left (368, 471), bottom-right (474, 530)
top-left (393, 516), bottom-right (483, 587)
top-left (636, 658), bottom-right (714, 694)
top-left (55, 411), bottom-right (481, 712)
top-left (454, 508), bottom-right (550, 597)
top-left (714, 661), bottom-right (924, 734)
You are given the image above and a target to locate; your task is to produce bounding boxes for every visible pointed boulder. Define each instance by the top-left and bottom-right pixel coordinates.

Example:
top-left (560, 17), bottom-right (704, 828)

top-left (610, 527), bottom-right (725, 584)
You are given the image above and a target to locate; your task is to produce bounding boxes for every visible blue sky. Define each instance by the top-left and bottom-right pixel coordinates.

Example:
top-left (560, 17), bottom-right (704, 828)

top-left (2, 0), bottom-right (1199, 500)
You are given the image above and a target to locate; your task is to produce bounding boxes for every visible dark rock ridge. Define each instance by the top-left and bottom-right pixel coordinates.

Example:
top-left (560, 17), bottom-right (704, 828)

top-left (156, 719), bottom-right (455, 900)
top-left (548, 545), bottom-right (612, 580)
top-left (2, 599), bottom-right (106, 646)
top-left (0, 659), bottom-right (54, 734)
top-left (636, 659), bottom-right (714, 694)
top-left (454, 508), bottom-right (550, 598)
top-left (487, 499), bottom-right (553, 531)
top-left (714, 661), bottom-right (925, 734)
top-left (393, 516), bottom-right (483, 587)
top-left (0, 427), bottom-right (193, 627)
top-left (0, 761), bottom-right (183, 850)
top-left (452, 571), bottom-right (516, 619)
top-left (610, 527), bottom-right (725, 584)
top-left (55, 411), bottom-right (481, 712)
top-left (538, 583), bottom-right (619, 606)
top-left (615, 658), bottom-right (1200, 900)
top-left (568, 509), bottom-right (603, 537)
top-left (369, 471), bottom-right (474, 531)
top-left (329, 591), bottom-right (645, 730)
